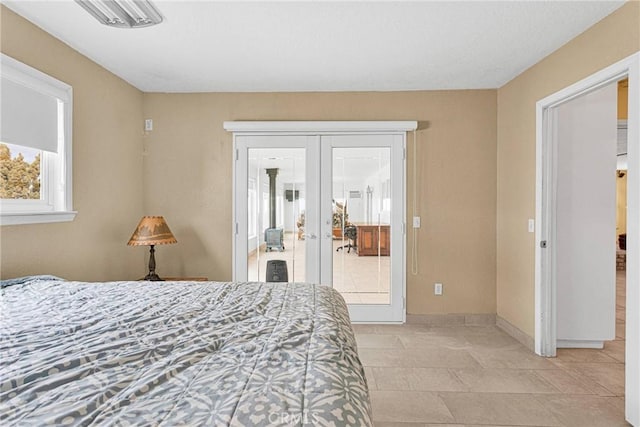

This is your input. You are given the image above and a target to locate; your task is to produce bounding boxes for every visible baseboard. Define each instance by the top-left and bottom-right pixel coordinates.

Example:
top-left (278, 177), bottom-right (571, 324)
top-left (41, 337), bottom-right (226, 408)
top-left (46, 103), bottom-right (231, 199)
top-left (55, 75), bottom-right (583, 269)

top-left (557, 339), bottom-right (604, 349)
top-left (406, 313), bottom-right (496, 326)
top-left (496, 315), bottom-right (535, 352)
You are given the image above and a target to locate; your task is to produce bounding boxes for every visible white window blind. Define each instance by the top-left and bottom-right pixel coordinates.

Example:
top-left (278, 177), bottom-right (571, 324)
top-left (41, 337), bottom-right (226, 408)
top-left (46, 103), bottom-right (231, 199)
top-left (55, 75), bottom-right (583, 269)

top-left (0, 55), bottom-right (68, 153)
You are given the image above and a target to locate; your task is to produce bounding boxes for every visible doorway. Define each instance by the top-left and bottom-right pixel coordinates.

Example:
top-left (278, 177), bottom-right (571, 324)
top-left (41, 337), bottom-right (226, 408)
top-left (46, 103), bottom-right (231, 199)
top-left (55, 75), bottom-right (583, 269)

top-left (227, 121), bottom-right (416, 323)
top-left (535, 53), bottom-right (639, 424)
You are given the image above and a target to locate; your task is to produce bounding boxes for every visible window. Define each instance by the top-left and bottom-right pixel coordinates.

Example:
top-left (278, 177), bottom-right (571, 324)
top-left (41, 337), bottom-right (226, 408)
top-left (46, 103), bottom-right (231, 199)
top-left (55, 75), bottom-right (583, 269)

top-left (0, 54), bottom-right (75, 225)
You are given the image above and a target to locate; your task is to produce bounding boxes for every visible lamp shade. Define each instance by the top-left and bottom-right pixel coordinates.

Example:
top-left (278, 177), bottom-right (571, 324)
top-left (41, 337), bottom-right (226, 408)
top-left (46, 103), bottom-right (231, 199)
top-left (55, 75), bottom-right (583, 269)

top-left (127, 216), bottom-right (177, 246)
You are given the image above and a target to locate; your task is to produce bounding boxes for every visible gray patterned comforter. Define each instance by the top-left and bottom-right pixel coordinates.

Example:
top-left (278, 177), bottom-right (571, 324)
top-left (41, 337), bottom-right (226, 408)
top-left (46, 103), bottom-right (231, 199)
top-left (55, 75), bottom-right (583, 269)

top-left (0, 278), bottom-right (372, 426)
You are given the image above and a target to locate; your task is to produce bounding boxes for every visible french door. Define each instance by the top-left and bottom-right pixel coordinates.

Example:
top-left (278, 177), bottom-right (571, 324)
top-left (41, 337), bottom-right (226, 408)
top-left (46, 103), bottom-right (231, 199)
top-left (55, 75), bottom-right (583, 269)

top-left (320, 135), bottom-right (405, 322)
top-left (232, 129), bottom-right (407, 322)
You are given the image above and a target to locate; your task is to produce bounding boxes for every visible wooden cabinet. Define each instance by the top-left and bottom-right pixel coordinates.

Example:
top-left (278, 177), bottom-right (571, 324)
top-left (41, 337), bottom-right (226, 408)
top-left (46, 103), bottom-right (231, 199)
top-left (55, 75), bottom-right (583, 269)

top-left (356, 224), bottom-right (390, 256)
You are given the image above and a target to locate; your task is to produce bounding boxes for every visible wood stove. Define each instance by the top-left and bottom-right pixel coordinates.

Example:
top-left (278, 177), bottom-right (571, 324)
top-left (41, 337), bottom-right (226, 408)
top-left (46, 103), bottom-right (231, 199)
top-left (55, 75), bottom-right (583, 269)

top-left (264, 168), bottom-right (284, 252)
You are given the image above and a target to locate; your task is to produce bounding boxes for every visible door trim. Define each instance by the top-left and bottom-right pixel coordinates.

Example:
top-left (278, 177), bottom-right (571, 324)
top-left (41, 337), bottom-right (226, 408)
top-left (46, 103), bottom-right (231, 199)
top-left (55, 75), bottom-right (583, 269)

top-left (224, 121), bottom-right (417, 134)
top-left (535, 52), bottom-right (639, 425)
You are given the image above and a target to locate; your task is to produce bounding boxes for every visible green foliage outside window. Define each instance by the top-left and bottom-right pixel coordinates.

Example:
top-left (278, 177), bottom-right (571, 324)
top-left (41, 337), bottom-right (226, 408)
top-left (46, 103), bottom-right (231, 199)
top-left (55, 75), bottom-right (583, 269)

top-left (0, 143), bottom-right (41, 199)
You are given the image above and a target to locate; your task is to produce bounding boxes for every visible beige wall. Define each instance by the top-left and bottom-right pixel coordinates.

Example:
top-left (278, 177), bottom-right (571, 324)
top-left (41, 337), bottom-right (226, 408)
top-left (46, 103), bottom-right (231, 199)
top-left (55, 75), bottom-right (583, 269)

top-left (496, 2), bottom-right (640, 337)
top-left (0, 6), bottom-right (145, 281)
top-left (617, 172), bottom-right (628, 238)
top-left (619, 79), bottom-right (629, 120)
top-left (142, 90), bottom-right (497, 314)
top-left (617, 80), bottom-right (629, 238)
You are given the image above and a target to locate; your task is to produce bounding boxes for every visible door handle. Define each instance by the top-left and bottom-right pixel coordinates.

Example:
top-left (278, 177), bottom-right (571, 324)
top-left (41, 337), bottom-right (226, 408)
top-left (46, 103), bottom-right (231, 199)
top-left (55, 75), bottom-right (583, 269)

top-left (325, 232), bottom-right (333, 239)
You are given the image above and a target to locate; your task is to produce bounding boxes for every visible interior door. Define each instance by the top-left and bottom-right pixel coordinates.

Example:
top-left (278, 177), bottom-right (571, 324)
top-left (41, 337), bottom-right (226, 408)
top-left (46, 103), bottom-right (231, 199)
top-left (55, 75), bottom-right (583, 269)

top-left (320, 134), bottom-right (405, 322)
top-left (555, 82), bottom-right (618, 347)
top-left (234, 135), bottom-right (320, 283)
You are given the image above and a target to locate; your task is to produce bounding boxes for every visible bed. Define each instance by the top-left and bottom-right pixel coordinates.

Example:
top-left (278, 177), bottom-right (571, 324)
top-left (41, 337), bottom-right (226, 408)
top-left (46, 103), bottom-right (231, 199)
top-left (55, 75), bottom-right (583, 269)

top-left (0, 277), bottom-right (372, 426)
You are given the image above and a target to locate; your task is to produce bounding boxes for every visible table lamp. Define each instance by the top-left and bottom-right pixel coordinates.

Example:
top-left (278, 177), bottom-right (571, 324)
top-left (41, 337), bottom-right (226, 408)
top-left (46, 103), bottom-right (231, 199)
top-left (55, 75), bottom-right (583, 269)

top-left (127, 216), bottom-right (177, 281)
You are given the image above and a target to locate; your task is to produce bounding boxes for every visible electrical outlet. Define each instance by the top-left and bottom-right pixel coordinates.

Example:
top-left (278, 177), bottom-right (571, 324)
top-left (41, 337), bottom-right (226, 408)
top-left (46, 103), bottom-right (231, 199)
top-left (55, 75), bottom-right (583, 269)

top-left (434, 282), bottom-right (443, 296)
top-left (412, 216), bottom-right (421, 228)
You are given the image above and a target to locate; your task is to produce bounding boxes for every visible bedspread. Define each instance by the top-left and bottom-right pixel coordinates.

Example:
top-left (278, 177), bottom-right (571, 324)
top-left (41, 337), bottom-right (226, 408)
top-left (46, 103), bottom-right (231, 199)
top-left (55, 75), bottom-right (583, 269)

top-left (0, 279), bottom-right (372, 426)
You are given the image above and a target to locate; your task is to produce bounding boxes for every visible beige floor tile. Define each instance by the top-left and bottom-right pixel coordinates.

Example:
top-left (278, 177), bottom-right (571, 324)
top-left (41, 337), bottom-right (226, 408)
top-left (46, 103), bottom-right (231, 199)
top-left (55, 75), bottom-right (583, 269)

top-left (439, 392), bottom-right (561, 426)
top-left (359, 348), bottom-right (482, 369)
top-left (536, 394), bottom-right (629, 427)
top-left (341, 292), bottom-right (362, 304)
top-left (398, 332), bottom-right (471, 351)
top-left (549, 362), bottom-right (625, 396)
top-left (372, 367), bottom-right (468, 392)
top-left (352, 287), bottom-right (627, 426)
top-left (533, 368), bottom-right (614, 396)
top-left (602, 340), bottom-right (625, 363)
top-left (567, 363), bottom-right (625, 397)
top-left (463, 425), bottom-right (532, 427)
top-left (364, 366), bottom-right (377, 390)
top-left (453, 368), bottom-right (559, 394)
top-left (428, 325), bottom-right (502, 337)
top-left (462, 333), bottom-right (522, 349)
top-left (375, 423), bottom-right (460, 427)
top-left (370, 391), bottom-right (455, 423)
top-left (357, 292), bottom-right (391, 304)
top-left (373, 422), bottom-right (428, 427)
top-left (616, 321), bottom-right (626, 340)
top-left (468, 347), bottom-right (557, 370)
top-left (554, 348), bottom-right (619, 363)
top-left (357, 334), bottom-right (405, 349)
top-left (353, 323), bottom-right (432, 335)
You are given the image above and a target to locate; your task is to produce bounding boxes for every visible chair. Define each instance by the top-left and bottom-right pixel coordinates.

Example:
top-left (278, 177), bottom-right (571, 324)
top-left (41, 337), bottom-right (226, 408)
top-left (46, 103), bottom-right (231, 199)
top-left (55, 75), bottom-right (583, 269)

top-left (336, 225), bottom-right (357, 253)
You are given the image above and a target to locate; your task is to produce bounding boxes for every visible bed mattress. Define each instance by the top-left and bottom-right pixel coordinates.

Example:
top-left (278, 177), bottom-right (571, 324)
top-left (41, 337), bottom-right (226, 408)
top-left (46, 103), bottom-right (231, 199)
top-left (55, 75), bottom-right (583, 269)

top-left (0, 278), bottom-right (372, 426)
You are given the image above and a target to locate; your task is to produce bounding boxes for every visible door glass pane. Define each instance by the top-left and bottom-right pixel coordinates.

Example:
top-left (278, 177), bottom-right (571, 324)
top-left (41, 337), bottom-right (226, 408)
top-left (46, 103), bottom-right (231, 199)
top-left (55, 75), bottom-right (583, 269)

top-left (247, 148), bottom-right (306, 282)
top-left (332, 147), bottom-right (391, 304)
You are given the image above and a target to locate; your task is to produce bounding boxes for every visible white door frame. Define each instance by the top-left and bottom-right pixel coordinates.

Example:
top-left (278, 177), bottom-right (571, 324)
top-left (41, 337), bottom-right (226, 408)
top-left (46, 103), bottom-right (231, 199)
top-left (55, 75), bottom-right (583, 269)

top-left (535, 52), bottom-right (639, 425)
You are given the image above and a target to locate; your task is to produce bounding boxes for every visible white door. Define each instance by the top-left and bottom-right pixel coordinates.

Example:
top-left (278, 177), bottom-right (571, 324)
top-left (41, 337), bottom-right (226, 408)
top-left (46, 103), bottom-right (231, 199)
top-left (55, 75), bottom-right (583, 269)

top-left (555, 82), bottom-right (618, 348)
top-left (234, 133), bottom-right (406, 322)
top-left (320, 135), bottom-right (405, 322)
top-left (234, 135), bottom-right (320, 283)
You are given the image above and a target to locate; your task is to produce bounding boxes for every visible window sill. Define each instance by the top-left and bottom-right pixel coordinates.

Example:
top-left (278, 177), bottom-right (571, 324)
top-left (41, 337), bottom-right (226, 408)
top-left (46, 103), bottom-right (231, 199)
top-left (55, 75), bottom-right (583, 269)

top-left (0, 211), bottom-right (77, 226)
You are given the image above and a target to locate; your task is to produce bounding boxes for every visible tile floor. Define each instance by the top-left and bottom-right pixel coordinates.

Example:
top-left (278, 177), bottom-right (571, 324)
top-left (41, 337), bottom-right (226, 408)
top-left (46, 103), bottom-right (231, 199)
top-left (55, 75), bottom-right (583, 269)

top-left (353, 270), bottom-right (628, 426)
top-left (247, 232), bottom-right (391, 303)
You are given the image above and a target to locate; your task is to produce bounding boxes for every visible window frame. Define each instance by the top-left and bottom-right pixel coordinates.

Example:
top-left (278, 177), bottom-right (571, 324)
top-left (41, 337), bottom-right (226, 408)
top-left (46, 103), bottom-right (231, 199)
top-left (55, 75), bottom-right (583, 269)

top-left (0, 54), bottom-right (75, 226)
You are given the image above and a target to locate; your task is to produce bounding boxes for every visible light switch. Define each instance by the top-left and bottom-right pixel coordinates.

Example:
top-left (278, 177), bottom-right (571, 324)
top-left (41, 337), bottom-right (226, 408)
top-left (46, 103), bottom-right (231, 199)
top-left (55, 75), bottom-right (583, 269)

top-left (528, 219), bottom-right (535, 233)
top-left (413, 216), bottom-right (421, 228)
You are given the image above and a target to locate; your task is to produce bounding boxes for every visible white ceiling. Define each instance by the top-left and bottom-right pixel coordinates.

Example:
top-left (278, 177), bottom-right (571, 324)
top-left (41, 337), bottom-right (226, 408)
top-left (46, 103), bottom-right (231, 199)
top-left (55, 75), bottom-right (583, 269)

top-left (3, 0), bottom-right (625, 93)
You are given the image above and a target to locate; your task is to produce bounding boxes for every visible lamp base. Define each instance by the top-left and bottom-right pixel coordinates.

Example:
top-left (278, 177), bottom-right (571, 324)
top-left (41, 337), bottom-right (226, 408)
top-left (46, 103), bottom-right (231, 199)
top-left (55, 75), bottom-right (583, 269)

top-left (143, 245), bottom-right (163, 281)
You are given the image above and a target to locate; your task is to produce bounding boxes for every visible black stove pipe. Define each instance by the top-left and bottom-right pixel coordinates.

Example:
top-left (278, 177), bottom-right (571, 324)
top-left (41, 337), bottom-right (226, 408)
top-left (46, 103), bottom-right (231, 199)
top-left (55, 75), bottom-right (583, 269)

top-left (266, 168), bottom-right (278, 229)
